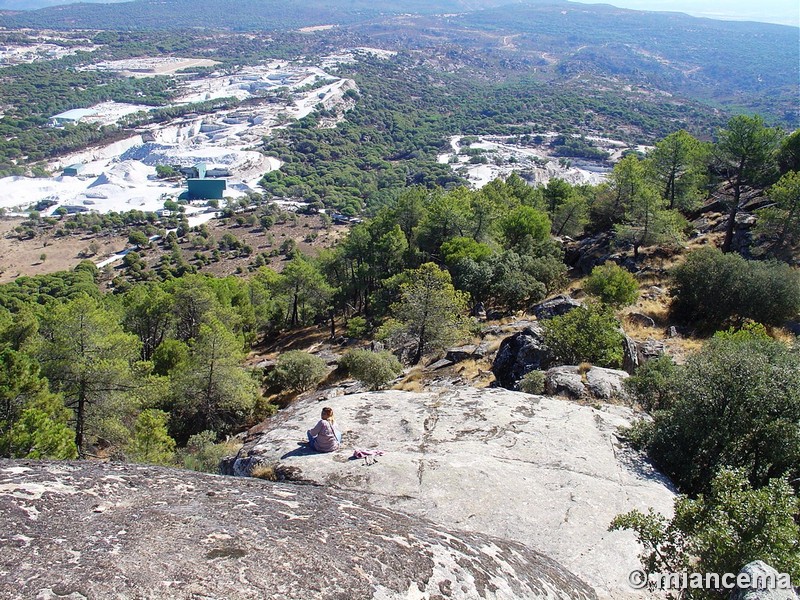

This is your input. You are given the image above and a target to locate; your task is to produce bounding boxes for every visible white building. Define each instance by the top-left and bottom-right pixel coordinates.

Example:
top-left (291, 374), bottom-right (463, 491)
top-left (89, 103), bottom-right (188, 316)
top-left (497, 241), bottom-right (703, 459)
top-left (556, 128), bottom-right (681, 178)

top-left (49, 108), bottom-right (98, 127)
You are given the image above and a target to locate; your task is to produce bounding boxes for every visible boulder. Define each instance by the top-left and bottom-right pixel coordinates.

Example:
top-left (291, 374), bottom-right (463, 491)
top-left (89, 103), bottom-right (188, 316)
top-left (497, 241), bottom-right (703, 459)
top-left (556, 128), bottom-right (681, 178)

top-left (584, 367), bottom-right (629, 400)
top-left (482, 324), bottom-right (503, 337)
top-left (254, 358), bottom-right (276, 371)
top-left (545, 366), bottom-right (586, 398)
top-left (622, 336), bottom-right (666, 374)
top-left (0, 460), bottom-right (596, 600)
top-left (622, 334), bottom-right (640, 374)
top-left (544, 366), bottom-right (628, 400)
top-left (563, 232), bottom-right (615, 274)
top-left (742, 196), bottom-right (774, 212)
top-left (637, 339), bottom-right (666, 362)
top-left (312, 349), bottom-right (341, 366)
top-left (642, 286), bottom-right (666, 300)
top-left (225, 387), bottom-right (676, 599)
top-left (729, 561), bottom-right (798, 600)
top-left (735, 212), bottom-right (758, 228)
top-left (445, 343), bottom-right (489, 363)
top-left (626, 312), bottom-right (656, 328)
top-left (425, 358), bottom-right (454, 371)
top-left (492, 325), bottom-right (552, 389)
top-left (532, 295), bottom-right (582, 321)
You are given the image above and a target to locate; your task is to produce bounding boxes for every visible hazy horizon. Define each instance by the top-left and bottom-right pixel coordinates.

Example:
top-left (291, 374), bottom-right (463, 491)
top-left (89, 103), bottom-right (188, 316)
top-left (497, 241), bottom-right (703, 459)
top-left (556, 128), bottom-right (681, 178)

top-left (0, 0), bottom-right (798, 28)
top-left (576, 0), bottom-right (799, 27)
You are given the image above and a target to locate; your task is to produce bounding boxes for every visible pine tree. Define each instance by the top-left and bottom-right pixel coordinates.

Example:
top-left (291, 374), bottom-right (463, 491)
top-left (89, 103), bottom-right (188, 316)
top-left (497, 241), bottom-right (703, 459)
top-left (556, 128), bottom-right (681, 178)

top-left (646, 129), bottom-right (708, 213)
top-left (172, 317), bottom-right (258, 441)
top-left (37, 295), bottom-right (140, 454)
top-left (391, 263), bottom-right (469, 365)
top-left (714, 115), bottom-right (782, 253)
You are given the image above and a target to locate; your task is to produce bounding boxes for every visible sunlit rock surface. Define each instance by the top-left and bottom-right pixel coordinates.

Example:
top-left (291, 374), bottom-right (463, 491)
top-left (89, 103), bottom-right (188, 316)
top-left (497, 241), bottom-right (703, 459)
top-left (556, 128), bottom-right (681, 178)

top-left (228, 387), bottom-right (676, 599)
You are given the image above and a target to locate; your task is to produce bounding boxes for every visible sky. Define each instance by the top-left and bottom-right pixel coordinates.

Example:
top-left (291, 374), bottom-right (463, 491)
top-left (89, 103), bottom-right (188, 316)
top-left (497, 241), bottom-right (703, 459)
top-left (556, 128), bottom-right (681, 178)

top-left (576, 0), bottom-right (800, 27)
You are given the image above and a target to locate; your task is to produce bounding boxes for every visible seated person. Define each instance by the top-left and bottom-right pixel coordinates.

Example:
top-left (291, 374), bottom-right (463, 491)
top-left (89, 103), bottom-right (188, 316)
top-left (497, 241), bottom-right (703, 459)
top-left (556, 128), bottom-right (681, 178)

top-left (306, 406), bottom-right (342, 452)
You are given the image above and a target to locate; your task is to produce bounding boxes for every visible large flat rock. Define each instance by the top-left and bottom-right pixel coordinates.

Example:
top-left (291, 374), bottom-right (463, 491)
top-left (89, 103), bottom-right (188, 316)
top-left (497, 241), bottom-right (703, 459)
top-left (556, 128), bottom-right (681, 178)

top-left (0, 460), bottom-right (596, 600)
top-left (228, 388), bottom-right (676, 599)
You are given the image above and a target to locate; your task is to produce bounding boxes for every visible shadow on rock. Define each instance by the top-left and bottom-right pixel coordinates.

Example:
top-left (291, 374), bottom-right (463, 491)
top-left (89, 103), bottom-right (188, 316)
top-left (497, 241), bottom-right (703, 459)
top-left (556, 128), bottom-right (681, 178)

top-left (280, 443), bottom-right (318, 460)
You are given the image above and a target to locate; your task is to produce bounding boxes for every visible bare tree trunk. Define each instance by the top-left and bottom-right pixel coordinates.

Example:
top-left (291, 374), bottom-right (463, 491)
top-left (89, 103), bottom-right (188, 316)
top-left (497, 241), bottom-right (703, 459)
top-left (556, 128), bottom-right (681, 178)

top-left (75, 381), bottom-right (86, 457)
top-left (722, 163), bottom-right (745, 254)
top-left (721, 193), bottom-right (740, 253)
top-left (412, 324), bottom-right (426, 366)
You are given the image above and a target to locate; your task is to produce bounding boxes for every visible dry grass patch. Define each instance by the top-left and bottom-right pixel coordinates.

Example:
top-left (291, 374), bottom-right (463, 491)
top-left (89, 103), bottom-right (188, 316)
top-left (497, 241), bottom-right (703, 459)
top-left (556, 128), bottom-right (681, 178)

top-left (633, 296), bottom-right (670, 321)
top-left (661, 336), bottom-right (705, 365)
top-left (393, 367), bottom-right (425, 392)
top-left (768, 327), bottom-right (798, 344)
top-left (455, 359), bottom-right (495, 387)
top-left (483, 337), bottom-right (504, 353)
top-left (577, 362), bottom-right (592, 375)
top-left (251, 464), bottom-right (278, 481)
top-left (395, 380), bottom-right (424, 393)
top-left (623, 320), bottom-right (666, 341)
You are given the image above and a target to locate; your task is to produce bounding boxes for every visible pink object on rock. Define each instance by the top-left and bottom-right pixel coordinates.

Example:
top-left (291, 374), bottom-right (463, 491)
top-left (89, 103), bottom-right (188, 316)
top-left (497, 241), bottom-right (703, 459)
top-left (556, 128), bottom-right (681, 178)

top-left (351, 448), bottom-right (386, 459)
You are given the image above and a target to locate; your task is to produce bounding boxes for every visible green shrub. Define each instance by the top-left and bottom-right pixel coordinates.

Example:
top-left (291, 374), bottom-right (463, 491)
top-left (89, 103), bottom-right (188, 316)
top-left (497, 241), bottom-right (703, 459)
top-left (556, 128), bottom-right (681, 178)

top-left (340, 349), bottom-right (403, 390)
top-left (542, 304), bottom-right (624, 368)
top-left (624, 355), bottom-right (679, 412)
top-left (346, 316), bottom-right (368, 338)
top-left (127, 409), bottom-right (175, 466)
top-left (2, 392), bottom-right (77, 460)
top-left (639, 334), bottom-right (800, 494)
top-left (519, 370), bottom-right (546, 395)
top-left (611, 469), bottom-right (800, 598)
top-left (179, 430), bottom-right (240, 474)
top-left (74, 260), bottom-right (99, 281)
top-left (270, 350), bottom-right (327, 392)
top-left (670, 247), bottom-right (800, 329)
top-left (374, 318), bottom-right (404, 342)
top-left (584, 262), bottom-right (639, 307)
top-left (712, 321), bottom-right (770, 342)
top-left (128, 230), bottom-right (149, 247)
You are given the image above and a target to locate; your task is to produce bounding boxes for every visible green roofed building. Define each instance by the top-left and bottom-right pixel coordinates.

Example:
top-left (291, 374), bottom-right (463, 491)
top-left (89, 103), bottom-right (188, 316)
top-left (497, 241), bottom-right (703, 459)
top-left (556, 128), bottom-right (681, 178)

top-left (62, 163), bottom-right (84, 177)
top-left (186, 178), bottom-right (226, 200)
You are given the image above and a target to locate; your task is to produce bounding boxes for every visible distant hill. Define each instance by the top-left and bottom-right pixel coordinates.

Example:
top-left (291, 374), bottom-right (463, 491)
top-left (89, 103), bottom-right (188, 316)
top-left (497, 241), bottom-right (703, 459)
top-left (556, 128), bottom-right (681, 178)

top-left (441, 2), bottom-right (799, 125)
top-left (0, 0), bottom-right (796, 126)
top-left (0, 0), bottom-right (127, 8)
top-left (0, 0), bottom-right (526, 19)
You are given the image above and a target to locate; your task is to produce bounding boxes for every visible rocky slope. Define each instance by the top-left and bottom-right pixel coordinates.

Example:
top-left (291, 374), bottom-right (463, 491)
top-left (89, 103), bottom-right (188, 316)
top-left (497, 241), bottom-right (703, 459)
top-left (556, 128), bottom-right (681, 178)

top-left (225, 387), bottom-right (676, 599)
top-left (0, 460), bottom-right (596, 600)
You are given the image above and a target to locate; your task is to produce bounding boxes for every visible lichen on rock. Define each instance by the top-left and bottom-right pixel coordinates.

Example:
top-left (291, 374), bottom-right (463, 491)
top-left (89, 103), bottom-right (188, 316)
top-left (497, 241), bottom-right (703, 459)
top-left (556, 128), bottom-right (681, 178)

top-left (0, 459), bottom-right (597, 600)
